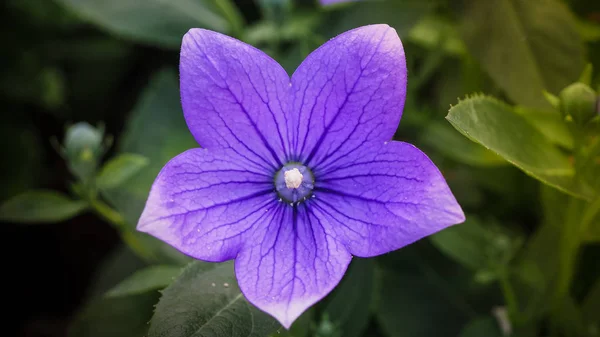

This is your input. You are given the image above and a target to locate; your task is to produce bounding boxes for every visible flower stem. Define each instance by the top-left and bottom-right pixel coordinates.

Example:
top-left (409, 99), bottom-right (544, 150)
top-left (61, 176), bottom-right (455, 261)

top-left (499, 268), bottom-right (519, 321)
top-left (88, 197), bottom-right (154, 261)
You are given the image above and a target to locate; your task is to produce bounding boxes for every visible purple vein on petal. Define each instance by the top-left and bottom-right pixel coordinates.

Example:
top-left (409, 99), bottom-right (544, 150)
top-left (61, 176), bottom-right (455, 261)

top-left (302, 29), bottom-right (389, 167)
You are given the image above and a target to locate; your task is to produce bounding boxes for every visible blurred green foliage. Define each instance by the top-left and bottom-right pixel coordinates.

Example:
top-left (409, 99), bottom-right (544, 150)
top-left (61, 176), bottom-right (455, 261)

top-left (1, 0), bottom-right (600, 336)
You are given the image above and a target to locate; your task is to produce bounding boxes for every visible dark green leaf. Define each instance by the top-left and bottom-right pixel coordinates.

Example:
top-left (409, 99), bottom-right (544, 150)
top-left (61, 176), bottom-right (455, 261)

top-left (461, 0), bottom-right (585, 109)
top-left (576, 19), bottom-right (600, 42)
top-left (459, 317), bottom-right (502, 337)
top-left (0, 115), bottom-right (42, 200)
top-left (408, 15), bottom-right (466, 56)
top-left (553, 296), bottom-right (588, 337)
top-left (446, 95), bottom-right (594, 199)
top-left (514, 186), bottom-right (588, 318)
top-left (322, 259), bottom-right (375, 337)
top-left (69, 245), bottom-right (153, 337)
top-left (96, 153), bottom-right (149, 190)
top-left (583, 197), bottom-right (600, 242)
top-left (69, 292), bottom-right (159, 337)
top-left (103, 69), bottom-right (197, 264)
top-left (106, 265), bottom-right (182, 297)
top-left (149, 261), bottom-right (280, 337)
top-left (86, 245), bottom-right (148, 298)
top-left (421, 122), bottom-right (506, 167)
top-left (583, 279), bottom-right (600, 329)
top-left (55, 0), bottom-right (242, 47)
top-left (325, 0), bottom-right (432, 38)
top-left (376, 267), bottom-right (469, 337)
top-left (430, 217), bottom-right (495, 271)
top-left (376, 244), bottom-right (475, 337)
top-left (0, 190), bottom-right (87, 223)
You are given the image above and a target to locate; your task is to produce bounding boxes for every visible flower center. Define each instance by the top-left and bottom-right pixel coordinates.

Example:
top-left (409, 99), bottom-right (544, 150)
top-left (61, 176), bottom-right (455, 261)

top-left (275, 164), bottom-right (314, 203)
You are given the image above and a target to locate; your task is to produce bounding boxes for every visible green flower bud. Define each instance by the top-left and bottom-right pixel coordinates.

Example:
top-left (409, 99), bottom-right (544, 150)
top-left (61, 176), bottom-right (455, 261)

top-left (559, 82), bottom-right (598, 125)
top-left (63, 122), bottom-right (105, 182)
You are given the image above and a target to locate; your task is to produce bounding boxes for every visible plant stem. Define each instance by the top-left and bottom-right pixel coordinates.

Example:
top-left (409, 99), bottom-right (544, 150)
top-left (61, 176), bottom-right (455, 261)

top-left (88, 197), bottom-right (154, 261)
top-left (499, 268), bottom-right (520, 321)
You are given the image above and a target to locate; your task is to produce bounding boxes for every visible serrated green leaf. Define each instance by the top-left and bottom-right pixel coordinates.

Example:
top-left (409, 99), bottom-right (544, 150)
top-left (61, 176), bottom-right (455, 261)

top-left (322, 259), bottom-right (375, 337)
top-left (514, 106), bottom-right (573, 149)
top-left (0, 190), bottom-right (87, 223)
top-left (149, 261), bottom-right (280, 337)
top-left (106, 265), bottom-right (182, 298)
top-left (446, 95), bottom-right (594, 199)
top-left (96, 153), bottom-right (149, 190)
top-left (421, 122), bottom-right (506, 167)
top-left (461, 0), bottom-right (585, 109)
top-left (55, 0), bottom-right (242, 47)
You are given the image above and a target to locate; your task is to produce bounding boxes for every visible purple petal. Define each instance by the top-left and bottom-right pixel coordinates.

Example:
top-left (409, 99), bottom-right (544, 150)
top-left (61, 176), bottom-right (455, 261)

top-left (137, 148), bottom-right (278, 261)
top-left (180, 29), bottom-right (291, 170)
top-left (288, 24), bottom-right (406, 168)
top-left (235, 202), bottom-right (351, 328)
top-left (312, 141), bottom-right (465, 257)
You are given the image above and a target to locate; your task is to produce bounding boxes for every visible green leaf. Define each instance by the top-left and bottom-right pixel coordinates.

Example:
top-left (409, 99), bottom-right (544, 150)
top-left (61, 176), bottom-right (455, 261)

top-left (86, 245), bottom-right (148, 298)
top-left (69, 245), bottom-right (153, 337)
top-left (322, 259), bottom-right (375, 337)
top-left (583, 279), bottom-right (600, 329)
top-left (69, 292), bottom-right (159, 337)
top-left (421, 122), bottom-right (507, 167)
top-left (408, 15), bottom-right (466, 56)
top-left (149, 261), bottom-right (280, 337)
top-left (0, 115), bottom-right (42, 200)
top-left (96, 153), bottom-right (149, 190)
top-left (104, 69), bottom-right (196, 227)
top-left (461, 0), bottom-right (585, 109)
top-left (430, 217), bottom-right (495, 271)
top-left (106, 265), bottom-right (182, 298)
top-left (553, 296), bottom-right (588, 337)
top-left (583, 197), bottom-right (600, 243)
top-left (514, 106), bottom-right (573, 149)
top-left (0, 190), bottom-right (87, 223)
top-left (55, 0), bottom-right (242, 47)
top-left (446, 95), bottom-right (594, 199)
top-left (325, 0), bottom-right (432, 38)
top-left (576, 19), bottom-right (600, 42)
top-left (459, 317), bottom-right (502, 337)
top-left (103, 69), bottom-right (197, 264)
top-left (376, 267), bottom-right (470, 337)
top-left (376, 243), bottom-right (474, 337)
top-left (514, 186), bottom-right (589, 318)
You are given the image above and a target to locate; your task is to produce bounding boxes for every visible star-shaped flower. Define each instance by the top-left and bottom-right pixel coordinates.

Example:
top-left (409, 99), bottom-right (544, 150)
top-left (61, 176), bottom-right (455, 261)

top-left (138, 24), bottom-right (464, 328)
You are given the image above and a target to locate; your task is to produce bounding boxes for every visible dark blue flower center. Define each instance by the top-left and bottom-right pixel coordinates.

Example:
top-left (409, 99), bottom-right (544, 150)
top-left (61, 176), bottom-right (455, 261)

top-left (275, 163), bottom-right (314, 203)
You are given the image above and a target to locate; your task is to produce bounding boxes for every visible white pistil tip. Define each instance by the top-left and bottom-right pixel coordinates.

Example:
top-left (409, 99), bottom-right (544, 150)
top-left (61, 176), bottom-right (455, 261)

top-left (284, 168), bottom-right (303, 189)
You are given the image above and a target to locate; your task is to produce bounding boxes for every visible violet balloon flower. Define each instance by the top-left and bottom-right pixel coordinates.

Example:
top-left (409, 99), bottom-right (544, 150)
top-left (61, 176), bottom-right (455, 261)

top-left (138, 24), bottom-right (464, 328)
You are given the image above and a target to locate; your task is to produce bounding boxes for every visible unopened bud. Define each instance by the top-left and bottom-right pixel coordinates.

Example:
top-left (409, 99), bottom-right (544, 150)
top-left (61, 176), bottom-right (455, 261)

top-left (63, 122), bottom-right (105, 182)
top-left (559, 83), bottom-right (597, 125)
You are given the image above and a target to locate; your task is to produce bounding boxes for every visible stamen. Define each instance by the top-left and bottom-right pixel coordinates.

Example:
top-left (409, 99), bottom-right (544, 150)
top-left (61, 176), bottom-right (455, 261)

top-left (284, 168), bottom-right (303, 189)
